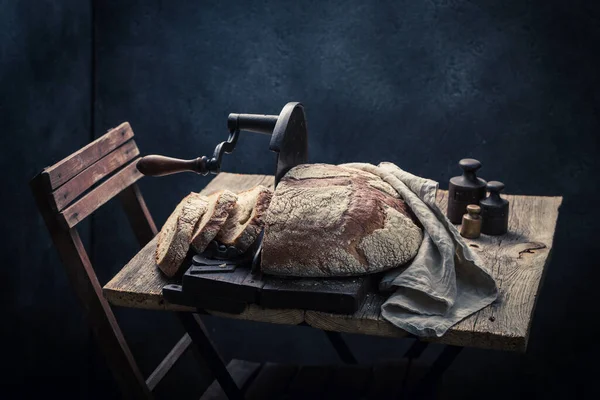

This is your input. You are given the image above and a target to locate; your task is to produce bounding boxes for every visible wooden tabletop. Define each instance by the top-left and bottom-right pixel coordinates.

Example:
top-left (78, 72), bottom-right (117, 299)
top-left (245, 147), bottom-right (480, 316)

top-left (103, 173), bottom-right (562, 352)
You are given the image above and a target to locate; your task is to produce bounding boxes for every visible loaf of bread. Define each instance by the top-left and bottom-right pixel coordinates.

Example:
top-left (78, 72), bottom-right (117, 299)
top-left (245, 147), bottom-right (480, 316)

top-left (155, 193), bottom-right (208, 277)
top-left (216, 185), bottom-right (273, 253)
top-left (190, 190), bottom-right (238, 253)
top-left (261, 164), bottom-right (423, 277)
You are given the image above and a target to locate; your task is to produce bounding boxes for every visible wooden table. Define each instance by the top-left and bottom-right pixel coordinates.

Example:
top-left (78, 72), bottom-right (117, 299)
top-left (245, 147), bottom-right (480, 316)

top-left (104, 173), bottom-right (562, 353)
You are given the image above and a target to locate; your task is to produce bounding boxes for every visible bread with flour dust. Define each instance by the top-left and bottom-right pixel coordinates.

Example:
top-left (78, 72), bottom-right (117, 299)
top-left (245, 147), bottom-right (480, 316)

top-left (191, 190), bottom-right (238, 253)
top-left (261, 164), bottom-right (423, 277)
top-left (216, 185), bottom-right (273, 253)
top-left (155, 193), bottom-right (208, 277)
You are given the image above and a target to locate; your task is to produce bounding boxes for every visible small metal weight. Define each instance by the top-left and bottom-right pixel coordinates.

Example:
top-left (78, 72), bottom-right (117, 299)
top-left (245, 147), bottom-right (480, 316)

top-left (447, 158), bottom-right (487, 224)
top-left (460, 204), bottom-right (482, 239)
top-left (480, 181), bottom-right (509, 235)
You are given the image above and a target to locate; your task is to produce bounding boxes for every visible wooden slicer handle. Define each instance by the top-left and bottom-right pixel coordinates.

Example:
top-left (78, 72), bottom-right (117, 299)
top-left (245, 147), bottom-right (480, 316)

top-left (136, 155), bottom-right (210, 177)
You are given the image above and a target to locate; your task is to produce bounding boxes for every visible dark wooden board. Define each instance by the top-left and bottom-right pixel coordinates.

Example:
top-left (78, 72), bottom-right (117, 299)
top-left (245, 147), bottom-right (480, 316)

top-left (181, 265), bottom-right (262, 303)
top-left (261, 275), bottom-right (372, 314)
top-left (179, 262), bottom-right (372, 314)
top-left (162, 284), bottom-right (247, 314)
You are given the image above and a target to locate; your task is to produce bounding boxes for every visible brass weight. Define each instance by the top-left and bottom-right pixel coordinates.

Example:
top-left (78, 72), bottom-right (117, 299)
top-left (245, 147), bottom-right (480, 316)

top-left (460, 204), bottom-right (482, 239)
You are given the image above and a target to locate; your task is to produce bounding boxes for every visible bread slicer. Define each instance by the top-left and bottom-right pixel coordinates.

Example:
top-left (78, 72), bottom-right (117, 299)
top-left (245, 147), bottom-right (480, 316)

top-left (136, 102), bottom-right (308, 266)
top-left (137, 102), bottom-right (373, 315)
top-left (137, 101), bottom-right (308, 187)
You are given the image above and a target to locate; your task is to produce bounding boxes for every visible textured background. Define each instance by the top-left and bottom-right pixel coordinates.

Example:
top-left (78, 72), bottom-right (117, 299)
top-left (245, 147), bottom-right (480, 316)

top-left (2, 0), bottom-right (599, 398)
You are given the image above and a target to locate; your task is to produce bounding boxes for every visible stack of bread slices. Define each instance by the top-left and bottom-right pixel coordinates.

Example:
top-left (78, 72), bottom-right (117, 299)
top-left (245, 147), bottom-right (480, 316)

top-left (155, 185), bottom-right (273, 277)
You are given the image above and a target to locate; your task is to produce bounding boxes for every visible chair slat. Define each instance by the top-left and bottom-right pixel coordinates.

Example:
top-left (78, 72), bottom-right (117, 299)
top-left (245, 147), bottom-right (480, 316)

top-left (43, 122), bottom-right (134, 190)
top-left (59, 159), bottom-right (143, 228)
top-left (50, 139), bottom-right (140, 212)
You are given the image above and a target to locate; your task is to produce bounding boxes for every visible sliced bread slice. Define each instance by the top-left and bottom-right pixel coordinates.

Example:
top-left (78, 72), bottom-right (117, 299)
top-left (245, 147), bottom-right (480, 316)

top-left (190, 190), bottom-right (238, 253)
top-left (216, 185), bottom-right (273, 252)
top-left (155, 193), bottom-right (208, 277)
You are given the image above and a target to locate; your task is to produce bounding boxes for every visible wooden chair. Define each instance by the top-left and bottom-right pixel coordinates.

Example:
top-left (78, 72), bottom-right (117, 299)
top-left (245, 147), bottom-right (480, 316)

top-left (29, 122), bottom-right (227, 399)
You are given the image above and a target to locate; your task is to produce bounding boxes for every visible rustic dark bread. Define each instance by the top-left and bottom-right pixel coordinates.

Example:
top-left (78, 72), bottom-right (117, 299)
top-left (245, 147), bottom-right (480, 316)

top-left (191, 190), bottom-right (238, 253)
top-left (155, 193), bottom-right (208, 277)
top-left (216, 185), bottom-right (273, 252)
top-left (261, 163), bottom-right (423, 277)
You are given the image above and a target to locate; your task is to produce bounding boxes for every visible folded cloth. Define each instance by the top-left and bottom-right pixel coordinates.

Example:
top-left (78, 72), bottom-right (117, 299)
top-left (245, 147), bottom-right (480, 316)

top-left (341, 162), bottom-right (498, 337)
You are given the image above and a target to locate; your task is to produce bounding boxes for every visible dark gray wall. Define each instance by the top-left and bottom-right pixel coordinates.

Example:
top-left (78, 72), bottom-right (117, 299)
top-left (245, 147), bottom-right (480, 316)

top-left (0, 0), bottom-right (109, 398)
top-left (93, 0), bottom-right (599, 398)
top-left (3, 0), bottom-right (599, 398)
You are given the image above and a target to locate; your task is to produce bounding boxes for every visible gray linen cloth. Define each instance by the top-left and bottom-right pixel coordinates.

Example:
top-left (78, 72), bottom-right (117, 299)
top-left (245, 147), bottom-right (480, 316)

top-left (341, 162), bottom-right (498, 337)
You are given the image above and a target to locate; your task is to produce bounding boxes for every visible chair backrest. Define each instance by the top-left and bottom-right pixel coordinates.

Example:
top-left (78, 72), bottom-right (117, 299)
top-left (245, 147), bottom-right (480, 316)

top-left (30, 122), bottom-right (154, 399)
top-left (33, 122), bottom-right (157, 242)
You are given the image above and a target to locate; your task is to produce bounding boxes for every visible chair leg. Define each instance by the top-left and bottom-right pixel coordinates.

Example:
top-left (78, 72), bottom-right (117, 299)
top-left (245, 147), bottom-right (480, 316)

top-left (177, 313), bottom-right (244, 400)
top-left (31, 176), bottom-right (152, 399)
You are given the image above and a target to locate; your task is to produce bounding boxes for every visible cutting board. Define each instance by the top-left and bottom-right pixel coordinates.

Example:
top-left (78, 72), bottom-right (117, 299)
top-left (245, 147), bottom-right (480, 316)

top-left (163, 260), bottom-right (375, 314)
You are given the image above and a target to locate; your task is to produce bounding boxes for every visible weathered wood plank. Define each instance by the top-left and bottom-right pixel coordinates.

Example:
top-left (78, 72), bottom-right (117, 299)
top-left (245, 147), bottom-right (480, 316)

top-left (199, 359), bottom-right (261, 400)
top-left (443, 191), bottom-right (564, 350)
top-left (145, 333), bottom-right (191, 391)
top-left (103, 235), bottom-right (193, 311)
top-left (59, 159), bottom-right (143, 228)
top-left (306, 191), bottom-right (563, 351)
top-left (42, 122), bottom-right (134, 190)
top-left (50, 139), bottom-right (140, 211)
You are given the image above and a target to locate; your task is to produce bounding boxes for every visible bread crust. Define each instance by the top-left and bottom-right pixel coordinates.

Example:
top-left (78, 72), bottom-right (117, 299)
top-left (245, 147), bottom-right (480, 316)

top-left (261, 164), bottom-right (423, 277)
top-left (155, 193), bottom-right (208, 277)
top-left (190, 190), bottom-right (238, 253)
top-left (216, 185), bottom-right (273, 252)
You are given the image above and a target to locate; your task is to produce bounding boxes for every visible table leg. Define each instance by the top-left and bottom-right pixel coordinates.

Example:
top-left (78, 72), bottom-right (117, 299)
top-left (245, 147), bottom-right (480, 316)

top-left (324, 331), bottom-right (357, 364)
top-left (403, 339), bottom-right (429, 359)
top-left (177, 312), bottom-right (244, 400)
top-left (407, 345), bottom-right (463, 398)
